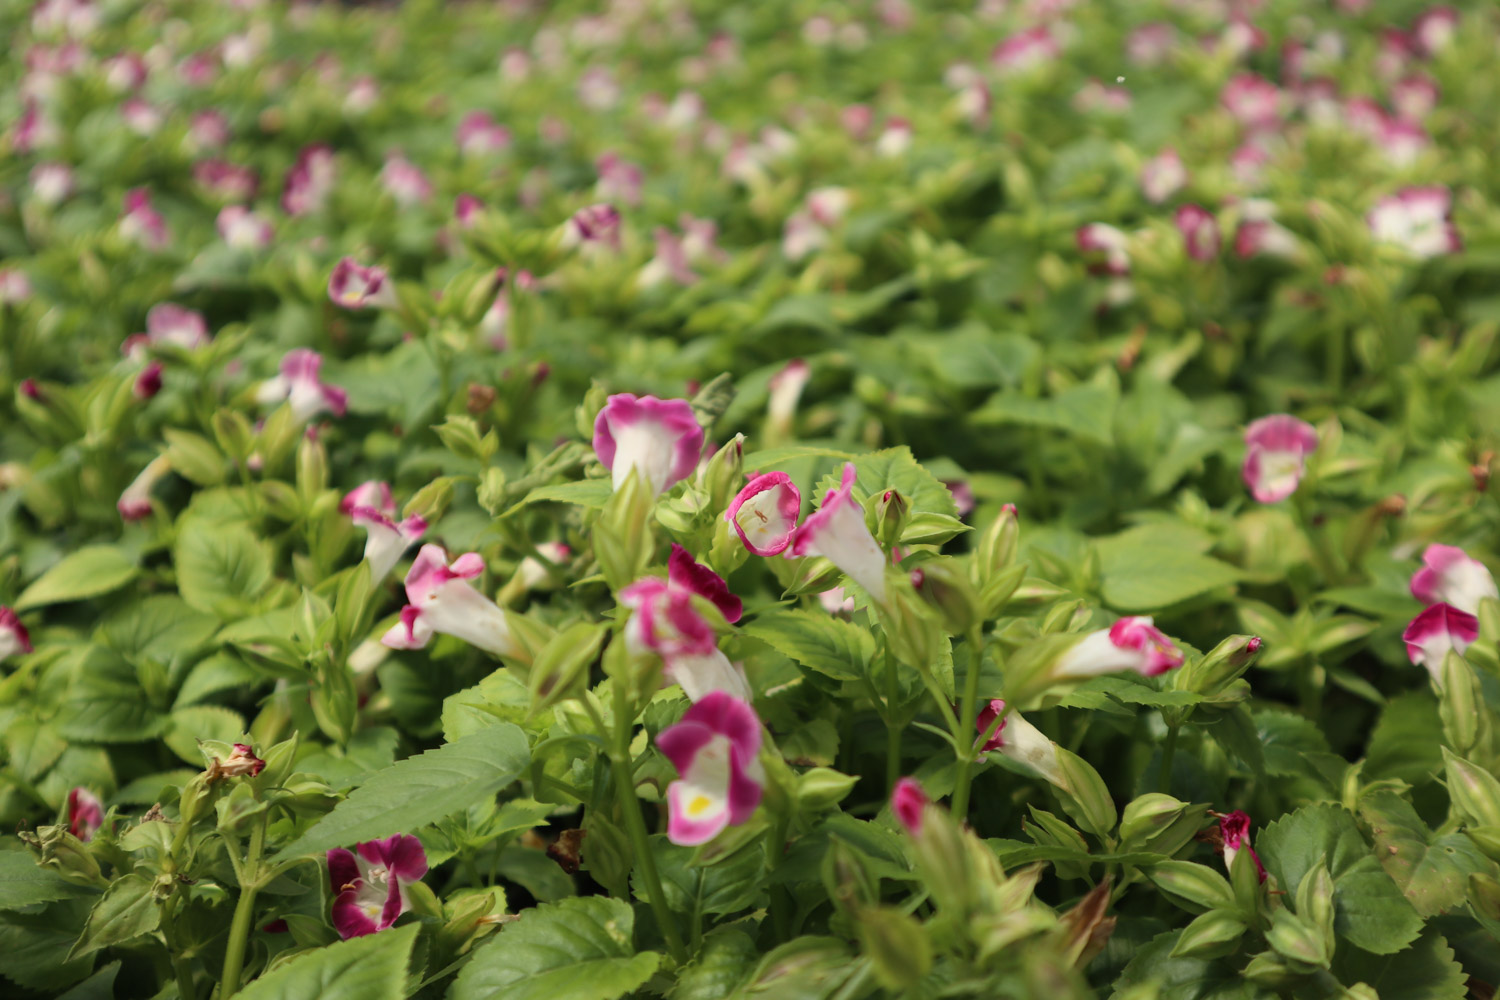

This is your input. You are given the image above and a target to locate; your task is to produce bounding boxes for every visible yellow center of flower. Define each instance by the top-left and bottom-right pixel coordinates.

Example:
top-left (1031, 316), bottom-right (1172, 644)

top-left (687, 794), bottom-right (712, 816)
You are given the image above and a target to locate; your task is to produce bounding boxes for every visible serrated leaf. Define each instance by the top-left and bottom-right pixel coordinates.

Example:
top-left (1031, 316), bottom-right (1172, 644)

top-left (669, 928), bottom-right (758, 1000)
top-left (236, 923), bottom-right (417, 1000)
top-left (4, 718), bottom-right (67, 782)
top-left (275, 723), bottom-right (529, 860)
top-left (56, 646), bottom-right (161, 743)
top-left (642, 836), bottom-right (764, 921)
top-left (174, 520), bottom-right (272, 615)
top-left (1364, 693), bottom-right (1443, 785)
top-left (1333, 855), bottom-right (1424, 954)
top-left (450, 896), bottom-right (660, 1000)
top-left (1108, 929), bottom-right (1263, 1000)
top-left (1095, 525), bottom-right (1239, 612)
top-left (1358, 790), bottom-right (1494, 917)
top-left (15, 547), bottom-right (138, 611)
top-left (174, 652), bottom-right (264, 709)
top-left (813, 446), bottom-right (958, 519)
top-left (100, 596), bottom-right (218, 667)
top-left (742, 610), bottom-right (875, 682)
top-left (0, 898), bottom-right (96, 991)
top-left (67, 874), bottom-right (159, 960)
top-left (0, 852), bottom-right (94, 910)
top-left (1330, 929), bottom-right (1467, 1000)
top-left (163, 705), bottom-right (247, 766)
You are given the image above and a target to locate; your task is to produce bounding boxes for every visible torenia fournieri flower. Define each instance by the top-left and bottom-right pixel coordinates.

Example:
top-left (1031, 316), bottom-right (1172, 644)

top-left (343, 481), bottom-right (427, 582)
top-left (1368, 186), bottom-right (1461, 258)
top-left (592, 393), bottom-right (704, 497)
top-left (1411, 544), bottom-right (1497, 615)
top-left (1218, 810), bottom-right (1267, 882)
top-left (1241, 415), bottom-right (1318, 503)
top-left (118, 454), bottom-right (172, 521)
top-left (328, 257), bottom-right (398, 310)
top-left (788, 463), bottom-right (888, 606)
top-left (1175, 204), bottom-right (1221, 261)
top-left (726, 472), bottom-right (801, 557)
top-left (256, 349), bottom-right (348, 423)
top-left (0, 607), bottom-right (31, 660)
top-left (976, 699), bottom-right (1065, 786)
top-left (123, 303), bottom-right (209, 360)
top-left (891, 777), bottom-right (929, 835)
top-left (656, 692), bottom-right (764, 846)
top-left (66, 788), bottom-right (103, 842)
top-left (1053, 617), bottom-right (1185, 680)
top-left (381, 545), bottom-right (522, 659)
top-left (1403, 602), bottom-right (1478, 686)
top-left (621, 545), bottom-right (749, 702)
top-left (327, 835), bottom-right (428, 939)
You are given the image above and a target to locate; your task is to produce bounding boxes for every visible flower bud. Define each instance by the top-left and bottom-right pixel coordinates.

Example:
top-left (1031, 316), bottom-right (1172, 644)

top-left (1265, 909), bottom-right (1332, 971)
top-left (910, 559), bottom-right (981, 635)
top-left (878, 576), bottom-right (944, 672)
top-left (403, 475), bottom-right (456, 523)
top-left (1052, 747), bottom-right (1117, 837)
top-left (19, 825), bottom-right (106, 887)
top-left (973, 504), bottom-right (1019, 584)
top-left (1443, 748), bottom-right (1500, 829)
top-left (1148, 860), bottom-right (1236, 913)
top-left (206, 743), bottom-right (266, 781)
top-left (869, 488), bottom-right (909, 551)
top-left (855, 906), bottom-right (932, 991)
top-left (1119, 793), bottom-right (1191, 848)
top-left (821, 838), bottom-right (878, 911)
top-left (1171, 910), bottom-right (1248, 960)
top-left (1438, 650), bottom-right (1485, 754)
top-left (1176, 634), bottom-right (1263, 696)
top-left (796, 767), bottom-right (858, 810)
top-left (698, 434), bottom-right (745, 513)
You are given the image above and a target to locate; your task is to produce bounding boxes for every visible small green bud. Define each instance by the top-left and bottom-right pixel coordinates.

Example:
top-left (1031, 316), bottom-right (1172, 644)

top-left (296, 434), bottom-right (328, 503)
top-left (1051, 747), bottom-right (1117, 838)
top-left (1148, 861), bottom-right (1236, 914)
top-left (1443, 748), bottom-right (1500, 829)
top-left (1119, 793), bottom-right (1190, 848)
top-left (404, 475), bottom-right (457, 523)
top-left (1170, 909), bottom-right (1247, 960)
top-left (855, 906), bottom-right (932, 991)
top-left (1178, 635), bottom-right (1263, 696)
top-left (910, 559), bottom-right (981, 635)
top-left (698, 434), bottom-right (744, 513)
top-left (1265, 909), bottom-right (1332, 971)
top-left (973, 504), bottom-right (1019, 585)
top-left (20, 826), bottom-right (106, 887)
top-left (878, 575), bottom-right (944, 672)
top-left (796, 768), bottom-right (859, 810)
top-left (869, 489), bottom-right (909, 552)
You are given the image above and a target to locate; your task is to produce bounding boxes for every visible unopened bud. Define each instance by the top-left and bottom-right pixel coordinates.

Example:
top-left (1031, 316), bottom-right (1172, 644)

top-left (1443, 748), bottom-right (1500, 829)
top-left (974, 504), bottom-right (1019, 583)
top-left (1178, 634), bottom-right (1262, 697)
top-left (20, 826), bottom-right (106, 887)
top-left (910, 559), bottom-right (981, 634)
top-left (404, 475), bottom-right (456, 523)
top-left (878, 575), bottom-right (944, 672)
top-left (869, 489), bottom-right (909, 552)
top-left (206, 742), bottom-right (266, 781)
top-left (698, 434), bottom-right (744, 513)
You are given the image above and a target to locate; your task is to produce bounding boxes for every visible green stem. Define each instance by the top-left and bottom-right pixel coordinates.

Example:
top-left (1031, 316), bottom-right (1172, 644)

top-left (162, 892), bottom-right (196, 1000)
top-left (950, 627), bottom-right (987, 820)
top-left (219, 816), bottom-right (266, 998)
top-left (883, 640), bottom-right (901, 792)
top-left (1157, 724), bottom-right (1180, 795)
top-left (607, 686), bottom-right (688, 965)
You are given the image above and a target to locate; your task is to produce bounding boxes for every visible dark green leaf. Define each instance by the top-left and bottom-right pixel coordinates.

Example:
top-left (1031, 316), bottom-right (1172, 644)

top-left (235, 923), bottom-right (417, 1000)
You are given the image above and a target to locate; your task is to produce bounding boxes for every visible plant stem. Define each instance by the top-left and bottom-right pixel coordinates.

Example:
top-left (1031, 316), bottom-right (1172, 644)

top-left (161, 892), bottom-right (196, 1000)
top-left (608, 685), bottom-right (688, 965)
top-left (219, 816), bottom-right (266, 998)
top-left (1157, 724), bottom-right (1180, 794)
top-left (882, 639), bottom-right (901, 792)
top-left (950, 627), bottom-right (987, 820)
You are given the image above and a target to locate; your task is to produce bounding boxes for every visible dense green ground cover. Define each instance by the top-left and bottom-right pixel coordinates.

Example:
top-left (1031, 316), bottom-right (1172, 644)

top-left (3, 0), bottom-right (1500, 997)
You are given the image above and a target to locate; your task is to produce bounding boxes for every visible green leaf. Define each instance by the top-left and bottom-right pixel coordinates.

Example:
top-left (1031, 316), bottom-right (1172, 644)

top-left (1095, 525), bottom-right (1240, 612)
top-left (67, 874), bottom-right (160, 960)
top-left (743, 610), bottom-right (875, 682)
top-left (974, 384), bottom-right (1119, 447)
top-left (163, 705), bottom-right (247, 765)
top-left (728, 937), bottom-right (864, 1000)
top-left (0, 852), bottom-right (94, 910)
top-left (101, 596), bottom-right (219, 666)
top-left (4, 718), bottom-right (67, 782)
top-left (643, 836), bottom-right (764, 921)
top-left (174, 520), bottom-right (272, 615)
top-left (814, 446), bottom-right (958, 519)
top-left (515, 479), bottom-right (614, 510)
top-left (1330, 929), bottom-right (1467, 1000)
top-left (1358, 790), bottom-right (1494, 917)
top-left (1334, 856), bottom-right (1424, 955)
top-left (15, 547), bottom-right (138, 610)
top-left (1364, 693), bottom-right (1443, 785)
top-left (669, 928), bottom-right (758, 1000)
top-left (56, 961), bottom-right (119, 1000)
top-left (0, 898), bottom-right (96, 991)
top-left (275, 722), bottom-right (530, 860)
top-left (1108, 929), bottom-right (1263, 1000)
top-left (174, 652), bottom-right (264, 708)
top-left (235, 923), bottom-right (417, 1000)
top-left (56, 646), bottom-right (161, 743)
top-left (741, 444), bottom-right (856, 469)
top-left (1257, 804), bottom-right (1369, 892)
top-left (450, 896), bottom-right (660, 1000)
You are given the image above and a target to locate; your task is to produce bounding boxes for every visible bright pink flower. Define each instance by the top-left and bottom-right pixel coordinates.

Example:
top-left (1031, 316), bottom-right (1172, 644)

top-left (992, 26), bottom-right (1059, 75)
top-left (341, 481), bottom-right (395, 518)
top-left (328, 258), bottom-right (397, 310)
top-left (455, 193), bottom-right (484, 229)
top-left (0, 607), bottom-right (32, 660)
top-left (890, 777), bottom-right (928, 834)
top-left (657, 693), bottom-right (765, 846)
top-left (974, 699), bottom-right (1062, 782)
top-left (349, 502), bottom-right (427, 582)
top-left (1403, 603), bottom-right (1478, 684)
top-left (788, 464), bottom-right (887, 605)
top-left (1222, 74), bottom-right (1282, 130)
top-left (118, 455), bottom-right (171, 521)
top-left (727, 473), bottom-right (801, 557)
top-left (282, 145), bottom-right (336, 217)
top-left (380, 154), bottom-right (432, 207)
top-left (328, 835), bottom-right (428, 939)
top-left (103, 53), bottom-right (147, 91)
top-left (1235, 219), bottom-right (1299, 260)
top-left (67, 788), bottom-right (103, 841)
top-left (456, 111), bottom-right (511, 157)
top-left (1392, 75), bottom-right (1439, 121)
top-left (123, 303), bottom-right (209, 362)
top-left (120, 189), bottom-right (168, 250)
top-left (561, 203), bottom-right (621, 253)
top-left (256, 349), bottom-right (347, 423)
top-left (381, 545), bottom-right (520, 658)
top-left (1175, 204), bottom-right (1221, 261)
top-left (1377, 29), bottom-right (1415, 81)
top-left (1219, 811), bottom-right (1266, 882)
top-left (217, 206), bottom-right (273, 250)
top-left (1242, 414), bottom-right (1318, 503)
top-left (592, 393), bottom-right (703, 497)
top-left (1368, 186), bottom-right (1460, 259)
top-left (620, 547), bottom-right (748, 701)
top-left (1055, 617), bottom-right (1184, 679)
top-left (1077, 223), bottom-right (1131, 276)
top-left (976, 699), bottom-right (1008, 752)
top-left (1378, 117), bottom-right (1429, 167)
top-left (12, 101), bottom-right (58, 153)
top-left (194, 160), bottom-right (259, 203)
top-left (1411, 545), bottom-right (1497, 615)
top-left (1141, 148), bottom-right (1187, 204)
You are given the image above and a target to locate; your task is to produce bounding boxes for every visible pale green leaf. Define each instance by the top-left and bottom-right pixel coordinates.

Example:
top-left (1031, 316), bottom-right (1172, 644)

top-left (743, 610), bottom-right (875, 682)
top-left (15, 547), bottom-right (137, 611)
top-left (236, 923), bottom-right (416, 1000)
top-left (0, 851), bottom-right (94, 910)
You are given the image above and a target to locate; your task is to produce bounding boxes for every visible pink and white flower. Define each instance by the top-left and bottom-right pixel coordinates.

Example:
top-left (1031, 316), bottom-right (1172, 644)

top-left (638, 228), bottom-right (696, 289)
top-left (788, 463), bottom-right (887, 606)
top-left (1392, 75), bottom-right (1439, 121)
top-left (455, 193), bottom-right (484, 229)
top-left (782, 214), bottom-right (827, 262)
top-left (767, 359), bottom-right (811, 436)
top-left (0, 607), bottom-right (32, 660)
top-left (327, 835), bottom-right (428, 939)
top-left (216, 206), bottom-right (273, 250)
top-left (348, 500), bottom-right (427, 582)
top-left (621, 546), bottom-right (749, 702)
top-left (1235, 218), bottom-right (1299, 260)
top-left (876, 117), bottom-right (913, 158)
top-left (561, 203), bottom-right (622, 254)
top-left (992, 26), bottom-right (1060, 75)
top-left (381, 545), bottom-right (521, 659)
top-left (657, 692), bottom-right (765, 846)
top-left (727, 472), bottom-right (801, 556)
top-left (66, 788), bottom-right (103, 842)
top-left (256, 349), bottom-right (348, 423)
top-left (120, 189), bottom-right (169, 250)
top-left (1074, 79), bottom-right (1132, 115)
top-left (30, 163), bottom-right (74, 206)
top-left (1230, 142), bottom-right (1272, 189)
top-left (187, 110), bottom-right (230, 151)
top-left (1378, 117), bottom-right (1429, 167)
top-left (1222, 74), bottom-right (1282, 130)
top-left (456, 111), bottom-right (511, 157)
top-left (1403, 603), bottom-right (1478, 684)
top-left (1054, 617), bottom-right (1185, 679)
top-left (1127, 22), bottom-right (1177, 67)
top-left (595, 152), bottom-right (644, 207)
top-left (0, 270), bottom-right (31, 305)
top-left (1242, 414), bottom-right (1318, 503)
top-left (1412, 6), bottom-right (1458, 58)
top-left (1175, 204), bottom-right (1221, 261)
top-left (124, 303), bottom-right (209, 360)
top-left (119, 454), bottom-right (172, 520)
top-left (380, 154), bottom-right (432, 207)
top-left (1219, 811), bottom-right (1266, 882)
top-left (891, 776), bottom-right (928, 835)
top-left (592, 393), bottom-right (703, 497)
top-left (328, 258), bottom-right (398, 310)
top-left (341, 481), bottom-right (394, 518)
top-left (103, 53), bottom-right (147, 91)
top-left (976, 699), bottom-right (1064, 785)
top-left (479, 268), bottom-right (535, 348)
top-left (282, 145), bottom-right (336, 217)
top-left (344, 76), bottom-right (379, 115)
top-left (1141, 148), bottom-right (1187, 204)
top-left (121, 98), bottom-right (164, 136)
top-left (133, 361), bottom-right (163, 400)
top-left (1410, 545), bottom-right (1497, 615)
top-left (1368, 187), bottom-right (1460, 259)
top-left (193, 160), bottom-right (258, 203)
